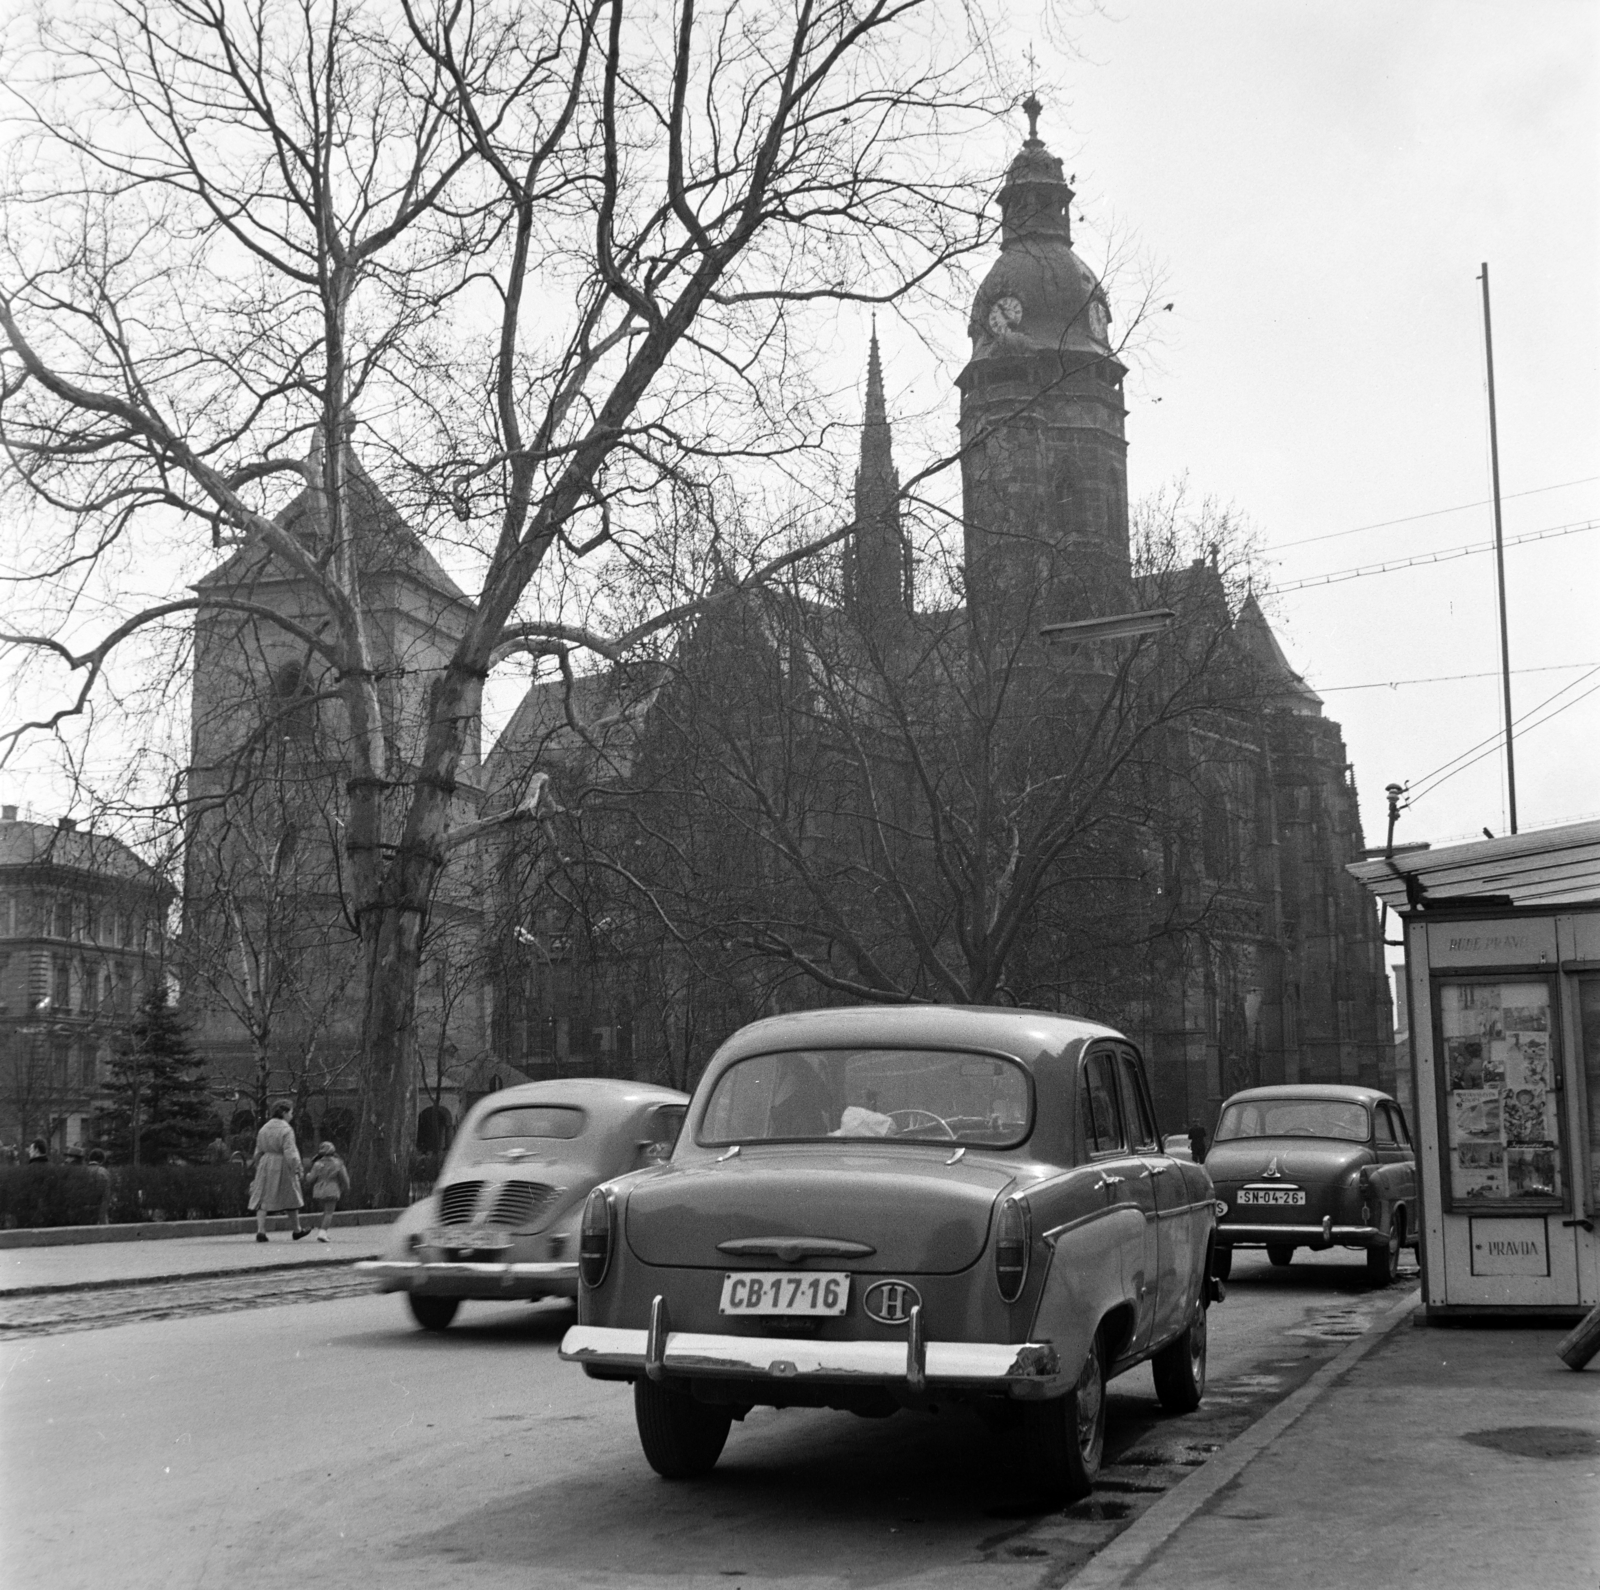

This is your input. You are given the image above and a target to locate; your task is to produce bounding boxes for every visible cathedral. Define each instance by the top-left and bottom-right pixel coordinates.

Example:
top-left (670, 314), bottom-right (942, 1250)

top-left (183, 107), bottom-right (1394, 1148)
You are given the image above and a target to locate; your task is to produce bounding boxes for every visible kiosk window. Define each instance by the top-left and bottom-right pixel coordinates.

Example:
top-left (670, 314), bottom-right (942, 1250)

top-left (1437, 979), bottom-right (1561, 1206)
top-left (1578, 977), bottom-right (1600, 1210)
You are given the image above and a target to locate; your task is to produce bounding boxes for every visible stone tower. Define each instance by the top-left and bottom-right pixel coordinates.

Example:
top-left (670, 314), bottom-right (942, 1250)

top-left (843, 327), bottom-right (913, 614)
top-left (958, 98), bottom-right (1129, 633)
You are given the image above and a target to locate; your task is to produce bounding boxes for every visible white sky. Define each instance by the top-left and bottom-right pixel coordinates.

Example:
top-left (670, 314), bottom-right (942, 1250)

top-left (5, 0), bottom-right (1597, 953)
top-left (880, 0), bottom-right (1597, 890)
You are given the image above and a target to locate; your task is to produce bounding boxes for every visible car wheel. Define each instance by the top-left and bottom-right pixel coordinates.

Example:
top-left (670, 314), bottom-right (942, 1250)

top-left (407, 1294), bottom-right (460, 1332)
top-left (1020, 1329), bottom-right (1106, 1504)
top-left (634, 1377), bottom-right (733, 1479)
top-left (1266, 1244), bottom-right (1295, 1267)
top-left (1212, 1245), bottom-right (1233, 1283)
top-left (1151, 1298), bottom-right (1207, 1414)
top-left (1366, 1214), bottom-right (1401, 1288)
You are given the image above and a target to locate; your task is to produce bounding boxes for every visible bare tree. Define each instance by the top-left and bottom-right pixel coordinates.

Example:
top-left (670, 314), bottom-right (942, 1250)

top-left (0, 0), bottom-right (1021, 1199)
top-left (560, 489), bottom-right (1271, 1033)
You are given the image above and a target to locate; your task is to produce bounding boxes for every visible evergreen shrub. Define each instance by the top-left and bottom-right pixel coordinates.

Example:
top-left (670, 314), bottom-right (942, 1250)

top-left (0, 1164), bottom-right (252, 1228)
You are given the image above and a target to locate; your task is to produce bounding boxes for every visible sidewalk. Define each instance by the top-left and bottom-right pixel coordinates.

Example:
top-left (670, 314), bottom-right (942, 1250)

top-left (1072, 1295), bottom-right (1600, 1590)
top-left (0, 1219), bottom-right (394, 1295)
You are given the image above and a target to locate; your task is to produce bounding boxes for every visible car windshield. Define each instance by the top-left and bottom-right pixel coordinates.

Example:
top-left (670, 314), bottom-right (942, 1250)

top-left (477, 1105), bottom-right (587, 1141)
top-left (698, 1048), bottom-right (1032, 1147)
top-left (1215, 1098), bottom-right (1369, 1143)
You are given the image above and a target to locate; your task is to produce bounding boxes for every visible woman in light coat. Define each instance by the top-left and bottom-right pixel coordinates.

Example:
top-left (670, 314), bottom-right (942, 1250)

top-left (249, 1101), bottom-right (308, 1242)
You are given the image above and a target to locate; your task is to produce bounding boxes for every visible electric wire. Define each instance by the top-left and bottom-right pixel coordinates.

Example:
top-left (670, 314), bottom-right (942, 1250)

top-left (1266, 517), bottom-right (1598, 593)
top-left (1266, 475), bottom-right (1600, 553)
top-left (1316, 661), bottom-right (1596, 694)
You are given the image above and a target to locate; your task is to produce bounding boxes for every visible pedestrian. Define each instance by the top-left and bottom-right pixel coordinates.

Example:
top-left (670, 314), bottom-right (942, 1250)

top-left (86, 1149), bottom-right (112, 1224)
top-left (64, 1144), bottom-right (86, 1165)
top-left (248, 1101), bottom-right (309, 1242)
top-left (304, 1141), bottom-right (350, 1242)
top-left (25, 1138), bottom-right (48, 1165)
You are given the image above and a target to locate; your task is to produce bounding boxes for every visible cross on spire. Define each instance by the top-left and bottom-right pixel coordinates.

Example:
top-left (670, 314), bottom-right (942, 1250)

top-left (1022, 90), bottom-right (1042, 143)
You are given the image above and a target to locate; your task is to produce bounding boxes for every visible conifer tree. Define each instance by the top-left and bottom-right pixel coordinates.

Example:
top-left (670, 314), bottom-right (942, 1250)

top-left (95, 985), bottom-right (212, 1164)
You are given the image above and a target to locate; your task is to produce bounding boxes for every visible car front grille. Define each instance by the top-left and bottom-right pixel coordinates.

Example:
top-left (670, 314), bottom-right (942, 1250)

top-left (489, 1180), bottom-right (560, 1229)
top-left (437, 1180), bottom-right (485, 1225)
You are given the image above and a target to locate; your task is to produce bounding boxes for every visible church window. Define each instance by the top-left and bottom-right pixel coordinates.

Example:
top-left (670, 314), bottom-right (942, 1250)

top-left (269, 661), bottom-right (318, 743)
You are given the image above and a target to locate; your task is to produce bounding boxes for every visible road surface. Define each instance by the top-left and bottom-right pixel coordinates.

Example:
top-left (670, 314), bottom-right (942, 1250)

top-left (0, 1248), bottom-right (1415, 1589)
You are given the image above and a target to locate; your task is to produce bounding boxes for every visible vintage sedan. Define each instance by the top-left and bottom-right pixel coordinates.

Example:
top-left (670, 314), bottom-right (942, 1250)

top-left (559, 1007), bottom-right (1221, 1502)
top-left (1207, 1084), bottom-right (1418, 1286)
top-left (356, 1078), bottom-right (688, 1330)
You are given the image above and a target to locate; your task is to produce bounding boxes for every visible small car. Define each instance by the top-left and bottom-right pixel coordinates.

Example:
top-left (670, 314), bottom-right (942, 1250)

top-left (1206, 1084), bottom-right (1417, 1286)
top-left (559, 1006), bottom-right (1222, 1502)
top-left (356, 1078), bottom-right (688, 1330)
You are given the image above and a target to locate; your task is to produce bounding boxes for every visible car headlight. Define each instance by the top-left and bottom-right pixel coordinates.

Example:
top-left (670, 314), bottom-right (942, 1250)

top-left (995, 1196), bottom-right (1030, 1303)
top-left (579, 1187), bottom-right (615, 1289)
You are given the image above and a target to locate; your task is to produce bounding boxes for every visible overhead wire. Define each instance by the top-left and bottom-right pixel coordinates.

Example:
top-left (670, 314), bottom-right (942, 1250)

top-left (1316, 661), bottom-right (1596, 693)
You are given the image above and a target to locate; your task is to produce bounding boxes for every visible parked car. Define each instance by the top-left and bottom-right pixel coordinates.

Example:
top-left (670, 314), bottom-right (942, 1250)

top-left (1206, 1084), bottom-right (1417, 1286)
top-left (559, 1006), bottom-right (1222, 1502)
top-left (356, 1079), bottom-right (688, 1330)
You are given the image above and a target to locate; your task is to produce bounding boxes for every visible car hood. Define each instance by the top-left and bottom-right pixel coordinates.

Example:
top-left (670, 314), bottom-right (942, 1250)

top-left (1205, 1137), bottom-right (1371, 1186)
top-left (623, 1146), bottom-right (1016, 1273)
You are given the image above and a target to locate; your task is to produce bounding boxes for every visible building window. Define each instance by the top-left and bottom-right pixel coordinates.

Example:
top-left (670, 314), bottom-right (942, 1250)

top-left (53, 897), bottom-right (73, 940)
top-left (53, 958), bottom-right (72, 1013)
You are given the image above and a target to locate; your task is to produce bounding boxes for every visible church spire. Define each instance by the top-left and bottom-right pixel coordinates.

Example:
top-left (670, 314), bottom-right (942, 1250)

top-left (845, 324), bottom-right (912, 614)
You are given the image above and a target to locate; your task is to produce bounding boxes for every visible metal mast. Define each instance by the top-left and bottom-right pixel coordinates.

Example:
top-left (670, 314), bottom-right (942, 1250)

top-left (1479, 262), bottom-right (1517, 834)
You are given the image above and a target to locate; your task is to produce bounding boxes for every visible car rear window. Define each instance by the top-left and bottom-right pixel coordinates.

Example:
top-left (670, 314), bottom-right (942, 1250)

top-left (1215, 1098), bottom-right (1369, 1143)
top-left (698, 1048), bottom-right (1032, 1148)
top-left (477, 1105), bottom-right (587, 1140)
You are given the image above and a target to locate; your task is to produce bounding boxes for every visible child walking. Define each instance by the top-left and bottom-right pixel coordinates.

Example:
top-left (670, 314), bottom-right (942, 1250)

top-left (305, 1141), bottom-right (351, 1241)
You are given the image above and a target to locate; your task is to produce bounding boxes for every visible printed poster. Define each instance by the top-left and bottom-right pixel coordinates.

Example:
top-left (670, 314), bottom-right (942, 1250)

top-left (1438, 981), bottom-right (1561, 1203)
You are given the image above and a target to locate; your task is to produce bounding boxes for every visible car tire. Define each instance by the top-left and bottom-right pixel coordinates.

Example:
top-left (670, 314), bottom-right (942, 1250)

top-left (1366, 1214), bottom-right (1401, 1288)
top-left (1212, 1245), bottom-right (1233, 1283)
top-left (1151, 1299), bottom-right (1208, 1414)
top-left (1266, 1244), bottom-right (1295, 1267)
top-left (407, 1294), bottom-right (460, 1332)
top-left (1020, 1329), bottom-right (1106, 1504)
top-left (634, 1377), bottom-right (733, 1479)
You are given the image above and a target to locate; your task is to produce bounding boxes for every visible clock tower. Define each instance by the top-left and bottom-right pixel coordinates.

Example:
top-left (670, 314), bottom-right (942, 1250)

top-left (957, 98), bottom-right (1129, 636)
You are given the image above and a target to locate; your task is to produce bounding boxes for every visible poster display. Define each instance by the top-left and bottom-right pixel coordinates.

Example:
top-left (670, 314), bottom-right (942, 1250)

top-left (1438, 980), bottom-right (1562, 1205)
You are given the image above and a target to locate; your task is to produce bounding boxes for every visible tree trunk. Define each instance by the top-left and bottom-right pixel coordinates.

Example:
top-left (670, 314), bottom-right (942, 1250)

top-left (348, 898), bottom-right (428, 1206)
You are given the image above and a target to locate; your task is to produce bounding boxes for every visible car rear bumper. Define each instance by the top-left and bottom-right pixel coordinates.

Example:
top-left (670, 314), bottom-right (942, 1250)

top-left (1217, 1221), bottom-right (1382, 1248)
top-left (559, 1316), bottom-right (1063, 1398)
top-left (354, 1258), bottom-right (578, 1298)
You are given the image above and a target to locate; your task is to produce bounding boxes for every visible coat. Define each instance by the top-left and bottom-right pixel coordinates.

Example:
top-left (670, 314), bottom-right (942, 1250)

top-left (306, 1153), bottom-right (350, 1201)
top-left (248, 1118), bottom-right (304, 1212)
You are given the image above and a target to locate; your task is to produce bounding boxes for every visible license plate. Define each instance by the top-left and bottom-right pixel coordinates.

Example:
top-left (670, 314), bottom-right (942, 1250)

top-left (1235, 1188), bottom-right (1306, 1206)
top-left (719, 1271), bottom-right (849, 1316)
top-left (430, 1227), bottom-right (512, 1250)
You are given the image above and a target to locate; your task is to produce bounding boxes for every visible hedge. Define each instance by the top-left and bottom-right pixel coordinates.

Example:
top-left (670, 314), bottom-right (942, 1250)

top-left (0, 1163), bottom-right (253, 1228)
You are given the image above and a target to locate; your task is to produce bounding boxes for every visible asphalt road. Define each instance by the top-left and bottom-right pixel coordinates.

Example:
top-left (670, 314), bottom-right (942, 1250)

top-left (0, 1249), bottom-right (1417, 1590)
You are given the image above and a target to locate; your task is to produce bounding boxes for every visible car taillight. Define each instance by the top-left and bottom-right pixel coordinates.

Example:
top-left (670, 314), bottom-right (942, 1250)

top-left (995, 1196), bottom-right (1030, 1302)
top-left (579, 1188), bottom-right (614, 1288)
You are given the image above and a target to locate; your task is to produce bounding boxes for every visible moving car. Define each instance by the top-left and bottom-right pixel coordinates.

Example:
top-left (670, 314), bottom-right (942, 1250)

top-left (356, 1078), bottom-right (688, 1329)
top-left (559, 1006), bottom-right (1222, 1502)
top-left (1206, 1084), bottom-right (1417, 1285)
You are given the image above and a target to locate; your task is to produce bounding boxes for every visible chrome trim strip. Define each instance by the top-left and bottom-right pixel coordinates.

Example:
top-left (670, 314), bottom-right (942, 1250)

top-left (1215, 1224), bottom-right (1381, 1245)
top-left (354, 1259), bottom-right (578, 1283)
top-left (906, 1303), bottom-right (926, 1392)
top-left (716, 1236), bottom-right (877, 1260)
top-left (559, 1325), bottom-right (1061, 1386)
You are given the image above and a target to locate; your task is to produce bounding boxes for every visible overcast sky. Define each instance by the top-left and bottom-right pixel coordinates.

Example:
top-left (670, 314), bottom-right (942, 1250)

top-left (5, 0), bottom-right (1596, 916)
top-left (964, 0), bottom-right (1599, 860)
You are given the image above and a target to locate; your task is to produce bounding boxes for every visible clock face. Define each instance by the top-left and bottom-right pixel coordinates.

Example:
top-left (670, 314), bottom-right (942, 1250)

top-left (987, 295), bottom-right (1024, 336)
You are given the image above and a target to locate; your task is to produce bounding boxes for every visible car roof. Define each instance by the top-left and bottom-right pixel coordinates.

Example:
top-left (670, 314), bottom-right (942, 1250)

top-left (1220, 1084), bottom-right (1394, 1107)
top-left (466, 1078), bottom-right (689, 1119)
top-left (712, 1004), bottom-right (1126, 1066)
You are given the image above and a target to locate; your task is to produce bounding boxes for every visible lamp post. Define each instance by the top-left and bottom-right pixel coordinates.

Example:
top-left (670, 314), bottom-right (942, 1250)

top-left (1039, 608), bottom-right (1177, 647)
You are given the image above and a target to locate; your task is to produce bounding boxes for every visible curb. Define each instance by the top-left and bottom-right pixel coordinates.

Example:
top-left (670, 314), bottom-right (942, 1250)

top-left (0, 1253), bottom-right (381, 1300)
top-left (1066, 1285), bottom-right (1421, 1590)
top-left (0, 1208), bottom-right (404, 1249)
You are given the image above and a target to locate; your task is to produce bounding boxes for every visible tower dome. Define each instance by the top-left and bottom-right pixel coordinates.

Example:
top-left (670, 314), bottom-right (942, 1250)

top-left (966, 96), bottom-right (1112, 368)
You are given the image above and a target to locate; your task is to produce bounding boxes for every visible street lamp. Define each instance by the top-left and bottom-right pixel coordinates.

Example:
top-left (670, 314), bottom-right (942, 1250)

top-left (1039, 608), bottom-right (1176, 647)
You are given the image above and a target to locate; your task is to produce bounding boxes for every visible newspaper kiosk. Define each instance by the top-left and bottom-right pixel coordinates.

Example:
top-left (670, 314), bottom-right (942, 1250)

top-left (1350, 821), bottom-right (1600, 1318)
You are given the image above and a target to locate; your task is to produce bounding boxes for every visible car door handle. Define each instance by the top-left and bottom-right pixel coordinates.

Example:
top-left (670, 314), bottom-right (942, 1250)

top-left (1142, 1163), bottom-right (1172, 1177)
top-left (1094, 1174), bottom-right (1125, 1191)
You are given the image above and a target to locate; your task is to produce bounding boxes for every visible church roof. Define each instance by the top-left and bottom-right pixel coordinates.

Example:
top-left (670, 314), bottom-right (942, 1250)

top-left (198, 446), bottom-right (469, 606)
top-left (1233, 593), bottom-right (1324, 715)
top-left (965, 99), bottom-right (1113, 370)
